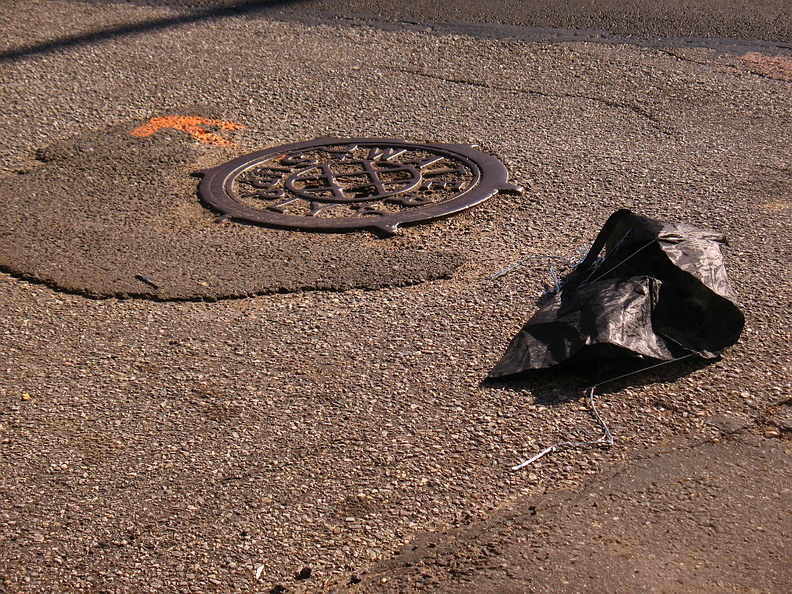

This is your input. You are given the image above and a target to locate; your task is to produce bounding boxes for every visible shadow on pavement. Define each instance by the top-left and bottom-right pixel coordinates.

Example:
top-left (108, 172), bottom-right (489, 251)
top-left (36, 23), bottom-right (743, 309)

top-left (484, 357), bottom-right (712, 406)
top-left (0, 0), bottom-right (302, 62)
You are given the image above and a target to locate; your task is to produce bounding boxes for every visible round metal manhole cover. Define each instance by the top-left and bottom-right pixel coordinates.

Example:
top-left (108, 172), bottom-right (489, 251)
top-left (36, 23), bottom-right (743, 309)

top-left (197, 137), bottom-right (522, 235)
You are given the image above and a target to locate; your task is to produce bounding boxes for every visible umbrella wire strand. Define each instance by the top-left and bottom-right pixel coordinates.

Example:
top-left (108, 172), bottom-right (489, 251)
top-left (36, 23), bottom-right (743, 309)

top-left (491, 255), bottom-right (575, 281)
top-left (579, 237), bottom-right (659, 288)
top-left (510, 354), bottom-right (696, 471)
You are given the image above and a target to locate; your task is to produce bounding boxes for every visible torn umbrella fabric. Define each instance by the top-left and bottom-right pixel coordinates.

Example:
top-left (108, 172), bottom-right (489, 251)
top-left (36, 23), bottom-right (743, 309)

top-left (489, 209), bottom-right (744, 379)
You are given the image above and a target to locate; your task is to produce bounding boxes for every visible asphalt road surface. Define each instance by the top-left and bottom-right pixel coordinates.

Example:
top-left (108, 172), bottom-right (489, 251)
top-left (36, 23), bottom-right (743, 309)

top-left (85, 0), bottom-right (792, 45)
top-left (1, 1), bottom-right (791, 592)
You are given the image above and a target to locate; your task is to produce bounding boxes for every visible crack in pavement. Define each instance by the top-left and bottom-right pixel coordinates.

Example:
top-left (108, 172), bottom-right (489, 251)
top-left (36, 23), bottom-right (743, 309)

top-left (654, 47), bottom-right (792, 83)
top-left (391, 67), bottom-right (676, 136)
top-left (653, 47), bottom-right (718, 67)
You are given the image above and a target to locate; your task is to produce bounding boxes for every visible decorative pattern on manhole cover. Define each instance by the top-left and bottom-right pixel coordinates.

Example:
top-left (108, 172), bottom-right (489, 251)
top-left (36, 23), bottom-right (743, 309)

top-left (197, 137), bottom-right (522, 235)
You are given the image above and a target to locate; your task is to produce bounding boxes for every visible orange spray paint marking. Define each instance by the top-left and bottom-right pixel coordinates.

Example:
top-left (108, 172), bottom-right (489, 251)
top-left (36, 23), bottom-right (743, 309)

top-left (130, 116), bottom-right (243, 147)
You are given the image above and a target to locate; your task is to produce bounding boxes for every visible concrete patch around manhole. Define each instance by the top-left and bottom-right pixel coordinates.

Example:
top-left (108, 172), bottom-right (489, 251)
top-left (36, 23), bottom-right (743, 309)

top-left (0, 108), bottom-right (463, 300)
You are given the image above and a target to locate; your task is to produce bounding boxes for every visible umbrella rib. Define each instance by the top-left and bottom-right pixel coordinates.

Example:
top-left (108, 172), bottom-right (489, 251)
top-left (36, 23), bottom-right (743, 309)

top-left (511, 354), bottom-right (695, 471)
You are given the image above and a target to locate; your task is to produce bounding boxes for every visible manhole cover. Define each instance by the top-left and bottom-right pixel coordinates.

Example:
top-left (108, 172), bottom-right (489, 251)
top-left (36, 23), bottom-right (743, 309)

top-left (197, 137), bottom-right (522, 235)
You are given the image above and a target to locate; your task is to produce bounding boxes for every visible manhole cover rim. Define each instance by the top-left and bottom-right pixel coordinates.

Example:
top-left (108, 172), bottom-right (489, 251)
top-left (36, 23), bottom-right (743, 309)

top-left (197, 136), bottom-right (521, 235)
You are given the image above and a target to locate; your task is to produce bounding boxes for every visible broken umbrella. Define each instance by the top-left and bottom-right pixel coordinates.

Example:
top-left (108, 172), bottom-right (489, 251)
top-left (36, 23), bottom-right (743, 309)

top-left (489, 209), bottom-right (745, 380)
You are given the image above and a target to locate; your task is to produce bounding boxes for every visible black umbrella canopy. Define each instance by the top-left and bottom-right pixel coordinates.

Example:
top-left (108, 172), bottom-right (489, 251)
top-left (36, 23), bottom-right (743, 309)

top-left (489, 209), bottom-right (745, 380)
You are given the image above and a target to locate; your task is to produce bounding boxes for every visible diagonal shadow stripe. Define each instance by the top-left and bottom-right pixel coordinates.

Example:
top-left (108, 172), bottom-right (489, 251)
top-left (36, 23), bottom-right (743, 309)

top-left (0, 0), bottom-right (301, 62)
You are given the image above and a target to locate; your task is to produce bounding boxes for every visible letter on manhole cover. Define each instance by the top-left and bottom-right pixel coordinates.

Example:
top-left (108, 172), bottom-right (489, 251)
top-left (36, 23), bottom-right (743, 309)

top-left (197, 137), bottom-right (522, 235)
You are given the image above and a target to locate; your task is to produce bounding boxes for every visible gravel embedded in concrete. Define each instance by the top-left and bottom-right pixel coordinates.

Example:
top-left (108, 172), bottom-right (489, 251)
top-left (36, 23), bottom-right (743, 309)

top-left (0, 1), bottom-right (790, 591)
